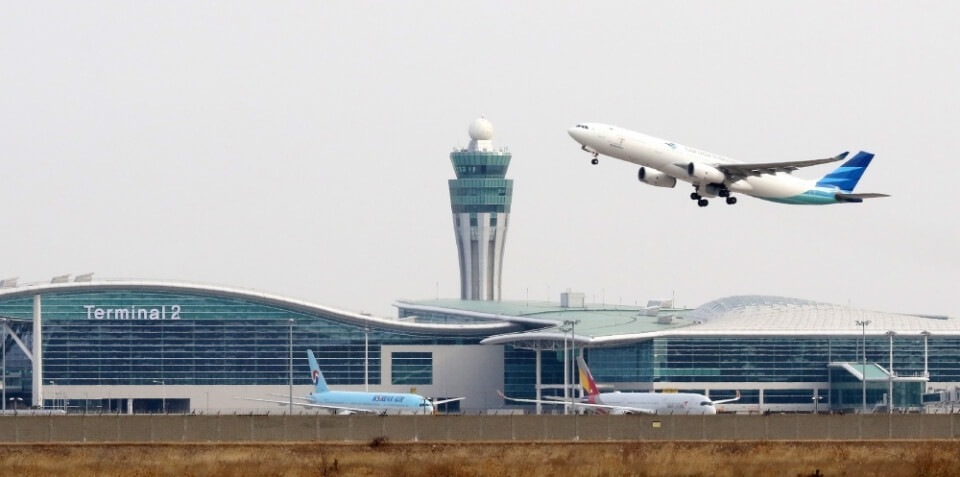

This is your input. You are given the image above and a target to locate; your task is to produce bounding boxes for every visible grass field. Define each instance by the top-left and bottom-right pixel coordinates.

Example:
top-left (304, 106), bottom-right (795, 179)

top-left (2, 440), bottom-right (960, 476)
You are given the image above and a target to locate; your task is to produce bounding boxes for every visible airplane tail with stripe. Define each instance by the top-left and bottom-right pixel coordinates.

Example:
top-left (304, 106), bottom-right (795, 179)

top-left (577, 355), bottom-right (601, 403)
top-left (306, 349), bottom-right (330, 394)
top-left (816, 151), bottom-right (875, 192)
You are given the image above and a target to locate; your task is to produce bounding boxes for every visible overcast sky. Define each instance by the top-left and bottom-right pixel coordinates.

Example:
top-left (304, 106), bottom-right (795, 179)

top-left (2, 2), bottom-right (957, 318)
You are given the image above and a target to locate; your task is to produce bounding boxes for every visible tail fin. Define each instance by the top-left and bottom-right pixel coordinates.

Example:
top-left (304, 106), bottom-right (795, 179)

top-left (576, 355), bottom-right (601, 402)
top-left (816, 151), bottom-right (875, 192)
top-left (306, 349), bottom-right (329, 394)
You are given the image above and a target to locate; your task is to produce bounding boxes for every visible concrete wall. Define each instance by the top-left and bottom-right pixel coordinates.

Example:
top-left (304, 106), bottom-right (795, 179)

top-left (1, 414), bottom-right (959, 443)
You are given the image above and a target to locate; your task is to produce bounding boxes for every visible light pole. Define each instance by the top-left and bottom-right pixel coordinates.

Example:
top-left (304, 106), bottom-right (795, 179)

top-left (561, 326), bottom-right (569, 415)
top-left (152, 380), bottom-right (165, 413)
top-left (856, 320), bottom-right (871, 414)
top-left (48, 380), bottom-right (56, 410)
top-left (886, 331), bottom-right (896, 414)
top-left (813, 393), bottom-right (823, 414)
top-left (1, 317), bottom-right (6, 414)
top-left (364, 326), bottom-right (369, 392)
top-left (563, 320), bottom-right (581, 402)
top-left (288, 319), bottom-right (294, 414)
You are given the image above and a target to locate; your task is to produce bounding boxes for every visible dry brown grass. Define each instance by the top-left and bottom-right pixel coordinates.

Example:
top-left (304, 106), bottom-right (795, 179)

top-left (2, 441), bottom-right (960, 477)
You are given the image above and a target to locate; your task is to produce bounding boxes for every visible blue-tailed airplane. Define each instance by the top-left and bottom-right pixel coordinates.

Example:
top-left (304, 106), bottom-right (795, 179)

top-left (568, 123), bottom-right (889, 207)
top-left (239, 350), bottom-right (463, 415)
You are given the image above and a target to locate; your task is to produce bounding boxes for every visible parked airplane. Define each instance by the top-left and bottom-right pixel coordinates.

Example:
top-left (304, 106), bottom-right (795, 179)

top-left (568, 123), bottom-right (888, 207)
top-left (239, 350), bottom-right (463, 415)
top-left (499, 356), bottom-right (739, 415)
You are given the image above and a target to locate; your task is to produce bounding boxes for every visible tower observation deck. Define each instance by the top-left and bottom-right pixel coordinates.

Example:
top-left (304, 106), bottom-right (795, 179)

top-left (448, 117), bottom-right (513, 300)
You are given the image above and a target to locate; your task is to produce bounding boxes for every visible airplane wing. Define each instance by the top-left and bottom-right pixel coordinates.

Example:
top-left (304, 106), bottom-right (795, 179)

top-left (235, 397), bottom-right (379, 414)
top-left (712, 390), bottom-right (741, 405)
top-left (711, 152), bottom-right (849, 180)
top-left (429, 397), bottom-right (466, 406)
top-left (496, 390), bottom-right (656, 415)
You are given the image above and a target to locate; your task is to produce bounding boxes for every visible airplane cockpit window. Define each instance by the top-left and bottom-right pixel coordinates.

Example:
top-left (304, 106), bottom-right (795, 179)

top-left (575, 124), bottom-right (590, 130)
top-left (700, 401), bottom-right (713, 406)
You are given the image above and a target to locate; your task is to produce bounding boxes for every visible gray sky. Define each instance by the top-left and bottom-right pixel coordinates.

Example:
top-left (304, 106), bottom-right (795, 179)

top-left (2, 2), bottom-right (957, 318)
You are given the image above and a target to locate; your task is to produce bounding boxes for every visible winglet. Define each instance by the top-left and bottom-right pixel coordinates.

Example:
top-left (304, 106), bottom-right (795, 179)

top-left (713, 390), bottom-right (741, 405)
top-left (306, 349), bottom-right (329, 394)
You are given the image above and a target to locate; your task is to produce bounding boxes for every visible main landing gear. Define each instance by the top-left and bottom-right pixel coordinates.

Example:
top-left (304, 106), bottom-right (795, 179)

top-left (691, 186), bottom-right (737, 207)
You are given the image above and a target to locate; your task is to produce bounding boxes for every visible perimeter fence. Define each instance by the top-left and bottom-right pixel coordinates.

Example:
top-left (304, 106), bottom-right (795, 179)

top-left (2, 414), bottom-right (960, 443)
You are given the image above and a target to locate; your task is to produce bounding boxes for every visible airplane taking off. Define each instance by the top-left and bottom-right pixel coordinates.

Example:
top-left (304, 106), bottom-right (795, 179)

top-left (499, 356), bottom-right (739, 415)
top-left (568, 123), bottom-right (889, 207)
top-left (239, 350), bottom-right (463, 415)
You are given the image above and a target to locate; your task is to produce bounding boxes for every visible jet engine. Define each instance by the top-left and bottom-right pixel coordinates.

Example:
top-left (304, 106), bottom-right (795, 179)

top-left (638, 167), bottom-right (677, 188)
top-left (686, 163), bottom-right (726, 184)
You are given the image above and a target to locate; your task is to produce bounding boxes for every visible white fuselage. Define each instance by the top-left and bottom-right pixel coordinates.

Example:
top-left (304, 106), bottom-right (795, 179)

top-left (307, 390), bottom-right (435, 415)
top-left (592, 392), bottom-right (718, 415)
top-left (569, 123), bottom-right (819, 201)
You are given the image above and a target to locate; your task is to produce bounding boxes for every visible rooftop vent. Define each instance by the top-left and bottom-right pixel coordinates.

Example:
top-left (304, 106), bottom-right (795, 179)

top-left (560, 291), bottom-right (584, 308)
top-left (0, 277), bottom-right (18, 288)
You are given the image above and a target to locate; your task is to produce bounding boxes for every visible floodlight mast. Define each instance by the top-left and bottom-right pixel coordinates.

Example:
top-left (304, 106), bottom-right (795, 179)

top-left (856, 320), bottom-right (872, 413)
top-left (2, 317), bottom-right (6, 413)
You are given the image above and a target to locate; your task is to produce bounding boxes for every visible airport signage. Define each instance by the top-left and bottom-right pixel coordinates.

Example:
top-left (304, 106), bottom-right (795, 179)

top-left (83, 305), bottom-right (182, 321)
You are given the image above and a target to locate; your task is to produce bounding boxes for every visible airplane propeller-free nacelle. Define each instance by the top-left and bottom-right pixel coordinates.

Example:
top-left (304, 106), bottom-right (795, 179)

top-left (686, 163), bottom-right (725, 184)
top-left (638, 167), bottom-right (677, 188)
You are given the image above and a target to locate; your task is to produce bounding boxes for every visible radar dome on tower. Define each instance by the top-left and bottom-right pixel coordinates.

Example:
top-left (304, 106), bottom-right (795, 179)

top-left (466, 116), bottom-right (495, 151)
top-left (468, 116), bottom-right (494, 140)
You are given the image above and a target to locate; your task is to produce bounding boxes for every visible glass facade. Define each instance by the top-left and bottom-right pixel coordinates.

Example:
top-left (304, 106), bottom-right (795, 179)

top-left (502, 336), bottom-right (944, 409)
top-left (448, 151), bottom-right (513, 214)
top-left (503, 346), bottom-right (566, 399)
top-left (578, 337), bottom-right (949, 385)
top-left (0, 289), bottom-right (481, 387)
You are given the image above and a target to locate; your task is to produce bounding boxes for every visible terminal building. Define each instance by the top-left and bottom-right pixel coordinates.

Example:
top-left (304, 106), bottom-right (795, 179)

top-left (1, 279), bottom-right (957, 414)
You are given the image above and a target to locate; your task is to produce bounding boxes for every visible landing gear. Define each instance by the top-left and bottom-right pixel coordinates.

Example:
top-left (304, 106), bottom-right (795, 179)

top-left (725, 196), bottom-right (738, 205)
top-left (590, 155), bottom-right (599, 165)
top-left (690, 192), bottom-right (701, 201)
top-left (697, 199), bottom-right (709, 207)
top-left (718, 188), bottom-right (730, 198)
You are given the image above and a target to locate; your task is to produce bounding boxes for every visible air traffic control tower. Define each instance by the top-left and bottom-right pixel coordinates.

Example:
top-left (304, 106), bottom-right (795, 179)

top-left (448, 117), bottom-right (513, 301)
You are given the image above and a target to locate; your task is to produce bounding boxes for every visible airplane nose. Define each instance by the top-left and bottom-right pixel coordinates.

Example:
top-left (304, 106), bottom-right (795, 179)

top-left (568, 126), bottom-right (584, 142)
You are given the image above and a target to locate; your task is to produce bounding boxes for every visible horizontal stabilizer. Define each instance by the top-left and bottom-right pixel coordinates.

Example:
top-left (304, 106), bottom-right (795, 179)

top-left (835, 192), bottom-right (890, 203)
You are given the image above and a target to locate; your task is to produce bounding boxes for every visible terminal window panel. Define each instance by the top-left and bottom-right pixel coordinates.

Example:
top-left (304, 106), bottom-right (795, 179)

top-left (503, 347), bottom-right (566, 399)
top-left (391, 352), bottom-right (432, 385)
top-left (34, 290), bottom-right (476, 386)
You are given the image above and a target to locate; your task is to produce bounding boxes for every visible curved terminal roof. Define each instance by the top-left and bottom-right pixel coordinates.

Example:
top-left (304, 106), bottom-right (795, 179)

top-left (0, 280), bottom-right (522, 336)
top-left (396, 298), bottom-right (693, 348)
top-left (673, 295), bottom-right (955, 338)
top-left (398, 296), bottom-right (956, 347)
